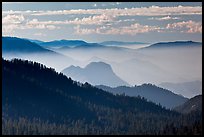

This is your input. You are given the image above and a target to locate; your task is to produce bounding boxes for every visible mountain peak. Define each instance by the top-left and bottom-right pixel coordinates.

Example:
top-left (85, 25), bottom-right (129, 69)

top-left (62, 61), bottom-right (129, 87)
top-left (85, 61), bottom-right (112, 70)
top-left (68, 65), bottom-right (81, 69)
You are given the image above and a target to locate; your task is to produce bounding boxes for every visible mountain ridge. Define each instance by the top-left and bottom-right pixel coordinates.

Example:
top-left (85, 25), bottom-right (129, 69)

top-left (2, 36), bottom-right (79, 72)
top-left (2, 58), bottom-right (178, 123)
top-left (139, 41), bottom-right (202, 50)
top-left (173, 95), bottom-right (202, 114)
top-left (62, 61), bottom-right (129, 87)
top-left (2, 36), bottom-right (50, 53)
top-left (39, 39), bottom-right (88, 47)
top-left (96, 84), bottom-right (188, 109)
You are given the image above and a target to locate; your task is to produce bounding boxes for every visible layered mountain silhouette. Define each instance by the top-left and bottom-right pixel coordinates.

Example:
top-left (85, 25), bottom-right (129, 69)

top-left (61, 62), bottom-right (129, 87)
top-left (2, 37), bottom-right (50, 53)
top-left (2, 58), bottom-right (178, 125)
top-left (23, 38), bottom-right (44, 44)
top-left (159, 80), bottom-right (202, 98)
top-left (173, 95), bottom-right (202, 114)
top-left (2, 37), bottom-right (78, 71)
top-left (135, 40), bottom-right (202, 86)
top-left (139, 41), bottom-right (202, 50)
top-left (39, 39), bottom-right (88, 48)
top-left (100, 41), bottom-right (147, 46)
top-left (57, 43), bottom-right (104, 50)
top-left (2, 57), bottom-right (202, 135)
top-left (37, 39), bottom-right (147, 48)
top-left (111, 58), bottom-right (169, 85)
top-left (96, 84), bottom-right (188, 109)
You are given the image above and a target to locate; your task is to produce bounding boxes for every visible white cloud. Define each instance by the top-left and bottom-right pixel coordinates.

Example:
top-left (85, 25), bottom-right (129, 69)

top-left (2, 5), bottom-right (202, 36)
top-left (120, 23), bottom-right (161, 35)
top-left (2, 2), bottom-right (31, 4)
top-left (149, 16), bottom-right (180, 21)
top-left (2, 15), bottom-right (59, 35)
top-left (2, 24), bottom-right (18, 35)
top-left (109, 2), bottom-right (121, 6)
top-left (93, 3), bottom-right (97, 7)
top-left (74, 25), bottom-right (98, 35)
top-left (69, 14), bottom-right (114, 25)
top-left (74, 23), bottom-right (161, 35)
top-left (166, 20), bottom-right (202, 33)
top-left (2, 14), bottom-right (25, 35)
top-left (2, 10), bottom-right (46, 15)
top-left (11, 6), bottom-right (200, 17)
top-left (2, 14), bottom-right (25, 24)
top-left (122, 19), bottom-right (136, 22)
top-left (26, 19), bottom-right (60, 30)
top-left (3, 6), bottom-right (201, 17)
top-left (2, 14), bottom-right (112, 35)
top-left (14, 14), bottom-right (114, 26)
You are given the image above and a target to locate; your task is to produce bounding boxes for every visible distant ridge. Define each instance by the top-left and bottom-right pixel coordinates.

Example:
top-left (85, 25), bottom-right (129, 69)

top-left (2, 36), bottom-right (78, 71)
top-left (39, 40), bottom-right (88, 47)
top-left (23, 38), bottom-right (44, 44)
top-left (96, 84), bottom-right (188, 109)
top-left (140, 41), bottom-right (202, 50)
top-left (173, 95), bottom-right (202, 114)
top-left (58, 43), bottom-right (104, 50)
top-left (2, 37), bottom-right (50, 53)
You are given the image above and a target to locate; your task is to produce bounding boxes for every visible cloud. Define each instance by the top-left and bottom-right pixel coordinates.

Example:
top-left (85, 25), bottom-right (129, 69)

top-left (109, 2), bottom-right (121, 6)
top-left (14, 14), bottom-right (114, 26)
top-left (2, 2), bottom-right (31, 4)
top-left (74, 23), bottom-right (161, 35)
top-left (26, 19), bottom-right (59, 30)
top-left (120, 23), bottom-right (161, 34)
top-left (74, 25), bottom-right (98, 35)
top-left (2, 24), bottom-right (19, 35)
top-left (8, 5), bottom-right (199, 17)
top-left (3, 10), bottom-right (38, 15)
top-left (74, 20), bottom-right (202, 35)
top-left (2, 14), bottom-right (112, 35)
top-left (92, 2), bottom-right (121, 7)
top-left (2, 15), bottom-right (59, 35)
top-left (2, 14), bottom-right (25, 24)
top-left (3, 5), bottom-right (201, 17)
top-left (166, 20), bottom-right (202, 33)
top-left (69, 14), bottom-right (114, 25)
top-left (149, 16), bottom-right (181, 21)
top-left (93, 3), bottom-right (97, 7)
top-left (2, 14), bottom-right (25, 35)
top-left (2, 5), bottom-right (202, 36)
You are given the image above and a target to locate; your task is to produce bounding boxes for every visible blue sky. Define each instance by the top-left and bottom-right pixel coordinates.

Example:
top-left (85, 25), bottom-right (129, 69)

top-left (2, 2), bottom-right (202, 43)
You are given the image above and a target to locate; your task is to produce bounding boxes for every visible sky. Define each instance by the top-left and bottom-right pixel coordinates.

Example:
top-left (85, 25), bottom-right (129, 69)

top-left (2, 2), bottom-right (202, 43)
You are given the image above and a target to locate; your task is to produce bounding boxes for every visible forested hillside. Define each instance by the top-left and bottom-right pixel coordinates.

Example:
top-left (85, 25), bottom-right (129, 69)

top-left (2, 58), bottom-right (202, 135)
